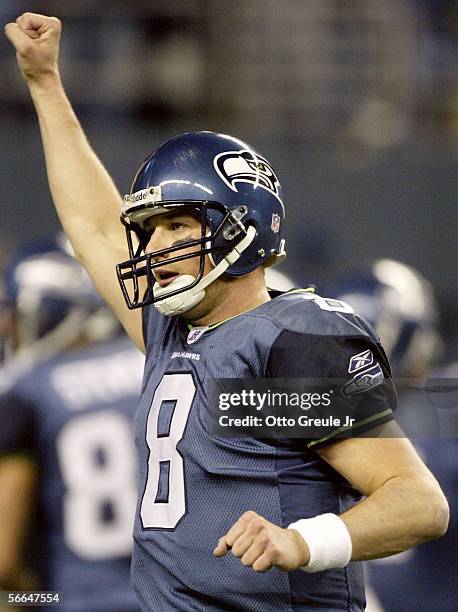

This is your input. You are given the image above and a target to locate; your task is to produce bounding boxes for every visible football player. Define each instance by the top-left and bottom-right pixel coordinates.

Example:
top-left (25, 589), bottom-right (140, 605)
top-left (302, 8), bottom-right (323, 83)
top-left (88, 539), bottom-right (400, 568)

top-left (330, 260), bottom-right (457, 612)
top-left (0, 281), bottom-right (14, 365)
top-left (327, 258), bottom-right (443, 380)
top-left (5, 14), bottom-right (450, 611)
top-left (0, 238), bottom-right (143, 611)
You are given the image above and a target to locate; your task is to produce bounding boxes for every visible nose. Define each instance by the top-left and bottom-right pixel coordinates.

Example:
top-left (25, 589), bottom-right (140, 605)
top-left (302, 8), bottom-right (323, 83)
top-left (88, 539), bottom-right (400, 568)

top-left (145, 226), bottom-right (170, 257)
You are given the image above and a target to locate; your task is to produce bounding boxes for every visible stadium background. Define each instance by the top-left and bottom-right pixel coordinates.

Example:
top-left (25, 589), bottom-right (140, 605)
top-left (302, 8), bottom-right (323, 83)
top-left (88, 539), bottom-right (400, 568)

top-left (0, 0), bottom-right (456, 361)
top-left (0, 1), bottom-right (456, 609)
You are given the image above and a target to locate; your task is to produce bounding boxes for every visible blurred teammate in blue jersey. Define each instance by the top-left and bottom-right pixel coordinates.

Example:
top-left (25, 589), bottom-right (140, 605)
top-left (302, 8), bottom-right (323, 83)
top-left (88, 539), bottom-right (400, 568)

top-left (330, 258), bottom-right (457, 612)
top-left (0, 237), bottom-right (143, 611)
top-left (5, 13), bottom-right (450, 611)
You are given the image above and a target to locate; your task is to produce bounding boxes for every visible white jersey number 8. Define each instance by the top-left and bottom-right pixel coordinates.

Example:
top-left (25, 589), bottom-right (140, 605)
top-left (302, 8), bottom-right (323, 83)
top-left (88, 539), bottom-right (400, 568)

top-left (141, 373), bottom-right (196, 529)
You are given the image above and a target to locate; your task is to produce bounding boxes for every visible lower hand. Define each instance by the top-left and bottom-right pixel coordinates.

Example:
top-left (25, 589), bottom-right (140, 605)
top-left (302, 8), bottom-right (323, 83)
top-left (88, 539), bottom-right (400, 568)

top-left (214, 510), bottom-right (310, 572)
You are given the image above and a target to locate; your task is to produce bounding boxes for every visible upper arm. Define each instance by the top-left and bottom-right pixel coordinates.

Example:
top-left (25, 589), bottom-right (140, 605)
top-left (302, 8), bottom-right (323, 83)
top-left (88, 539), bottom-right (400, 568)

top-left (316, 421), bottom-right (440, 496)
top-left (71, 232), bottom-right (145, 353)
top-left (24, 79), bottom-right (146, 352)
top-left (0, 391), bottom-right (37, 580)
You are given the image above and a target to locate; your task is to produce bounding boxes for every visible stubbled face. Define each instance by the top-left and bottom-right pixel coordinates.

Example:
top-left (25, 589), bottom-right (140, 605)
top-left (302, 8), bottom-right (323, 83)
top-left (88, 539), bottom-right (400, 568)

top-left (143, 210), bottom-right (212, 288)
top-left (143, 209), bottom-right (241, 322)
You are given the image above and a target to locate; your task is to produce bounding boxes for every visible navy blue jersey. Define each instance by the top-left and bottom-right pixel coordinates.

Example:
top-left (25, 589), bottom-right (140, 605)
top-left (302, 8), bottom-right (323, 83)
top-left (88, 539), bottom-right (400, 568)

top-left (133, 290), bottom-right (396, 611)
top-left (0, 336), bottom-right (144, 612)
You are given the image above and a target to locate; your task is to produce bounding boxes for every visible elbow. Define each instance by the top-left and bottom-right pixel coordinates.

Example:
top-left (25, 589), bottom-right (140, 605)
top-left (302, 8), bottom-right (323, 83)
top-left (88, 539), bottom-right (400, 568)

top-left (420, 486), bottom-right (450, 542)
top-left (430, 496), bottom-right (450, 540)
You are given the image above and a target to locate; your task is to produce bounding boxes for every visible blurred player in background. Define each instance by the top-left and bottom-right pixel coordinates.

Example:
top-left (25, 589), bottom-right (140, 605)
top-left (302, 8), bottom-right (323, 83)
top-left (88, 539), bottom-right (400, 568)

top-left (0, 281), bottom-right (14, 365)
top-left (0, 236), bottom-right (143, 611)
top-left (330, 258), bottom-right (457, 612)
top-left (328, 258), bottom-right (443, 380)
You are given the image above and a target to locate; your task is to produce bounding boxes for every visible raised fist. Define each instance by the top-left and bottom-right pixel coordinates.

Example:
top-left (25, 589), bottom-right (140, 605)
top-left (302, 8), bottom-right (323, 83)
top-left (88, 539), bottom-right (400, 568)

top-left (4, 12), bottom-right (61, 82)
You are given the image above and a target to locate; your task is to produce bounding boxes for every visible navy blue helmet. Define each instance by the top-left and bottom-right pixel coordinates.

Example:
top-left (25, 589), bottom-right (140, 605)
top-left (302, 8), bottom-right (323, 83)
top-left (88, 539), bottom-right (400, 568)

top-left (117, 131), bottom-right (286, 314)
top-left (3, 235), bottom-right (118, 363)
top-left (328, 259), bottom-right (443, 377)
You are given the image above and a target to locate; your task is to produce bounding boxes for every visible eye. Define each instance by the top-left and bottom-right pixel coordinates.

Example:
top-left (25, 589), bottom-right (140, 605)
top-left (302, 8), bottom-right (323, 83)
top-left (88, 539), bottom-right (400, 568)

top-left (171, 221), bottom-right (186, 231)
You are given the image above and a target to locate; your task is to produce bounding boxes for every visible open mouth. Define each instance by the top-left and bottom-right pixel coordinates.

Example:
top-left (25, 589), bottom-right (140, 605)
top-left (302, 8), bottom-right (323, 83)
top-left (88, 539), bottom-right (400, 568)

top-left (154, 269), bottom-right (181, 287)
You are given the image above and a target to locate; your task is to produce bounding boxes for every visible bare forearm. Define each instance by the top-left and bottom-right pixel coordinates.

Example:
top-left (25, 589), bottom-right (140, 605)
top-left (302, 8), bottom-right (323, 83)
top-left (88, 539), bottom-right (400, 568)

top-left (341, 475), bottom-right (449, 560)
top-left (28, 75), bottom-right (124, 252)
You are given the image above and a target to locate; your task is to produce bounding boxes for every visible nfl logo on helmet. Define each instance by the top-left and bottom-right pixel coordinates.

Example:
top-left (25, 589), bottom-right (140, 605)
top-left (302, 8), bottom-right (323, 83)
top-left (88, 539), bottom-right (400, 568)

top-left (271, 213), bottom-right (281, 233)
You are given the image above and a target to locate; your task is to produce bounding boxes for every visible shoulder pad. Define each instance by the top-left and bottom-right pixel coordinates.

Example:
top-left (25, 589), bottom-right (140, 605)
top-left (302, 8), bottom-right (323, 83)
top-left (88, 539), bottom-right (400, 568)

top-left (262, 290), bottom-right (376, 340)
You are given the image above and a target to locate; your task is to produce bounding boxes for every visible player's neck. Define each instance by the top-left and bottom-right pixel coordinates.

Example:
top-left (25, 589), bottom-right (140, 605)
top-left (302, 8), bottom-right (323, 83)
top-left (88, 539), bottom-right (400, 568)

top-left (187, 273), bottom-right (270, 326)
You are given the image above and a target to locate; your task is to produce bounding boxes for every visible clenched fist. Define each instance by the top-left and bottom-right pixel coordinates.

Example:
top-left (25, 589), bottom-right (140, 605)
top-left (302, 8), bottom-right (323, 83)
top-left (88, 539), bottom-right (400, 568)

top-left (4, 12), bottom-right (61, 82)
top-left (214, 510), bottom-right (310, 573)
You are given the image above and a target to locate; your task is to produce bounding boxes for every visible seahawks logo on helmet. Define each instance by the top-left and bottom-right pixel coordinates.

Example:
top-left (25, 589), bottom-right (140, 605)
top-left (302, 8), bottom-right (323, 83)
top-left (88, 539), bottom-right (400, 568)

top-left (214, 150), bottom-right (282, 203)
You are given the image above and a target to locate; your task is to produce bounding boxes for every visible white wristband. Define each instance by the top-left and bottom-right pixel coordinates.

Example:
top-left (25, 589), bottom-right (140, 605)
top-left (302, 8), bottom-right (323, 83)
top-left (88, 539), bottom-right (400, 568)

top-left (288, 513), bottom-right (352, 573)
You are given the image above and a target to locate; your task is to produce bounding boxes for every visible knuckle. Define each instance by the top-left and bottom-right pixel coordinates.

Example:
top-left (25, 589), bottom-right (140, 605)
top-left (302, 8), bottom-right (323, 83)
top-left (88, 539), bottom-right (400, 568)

top-left (253, 521), bottom-right (267, 534)
top-left (258, 534), bottom-right (269, 547)
top-left (21, 42), bottom-right (34, 55)
top-left (265, 542), bottom-right (277, 556)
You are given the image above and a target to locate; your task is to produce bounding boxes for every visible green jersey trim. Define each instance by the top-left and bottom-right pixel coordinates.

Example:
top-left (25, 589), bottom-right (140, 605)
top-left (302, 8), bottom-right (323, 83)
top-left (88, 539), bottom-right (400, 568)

top-left (306, 408), bottom-right (393, 449)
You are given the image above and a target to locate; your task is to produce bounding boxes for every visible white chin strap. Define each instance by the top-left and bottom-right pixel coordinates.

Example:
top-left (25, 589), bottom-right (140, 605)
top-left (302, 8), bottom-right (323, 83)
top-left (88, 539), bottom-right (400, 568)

top-left (153, 226), bottom-right (256, 316)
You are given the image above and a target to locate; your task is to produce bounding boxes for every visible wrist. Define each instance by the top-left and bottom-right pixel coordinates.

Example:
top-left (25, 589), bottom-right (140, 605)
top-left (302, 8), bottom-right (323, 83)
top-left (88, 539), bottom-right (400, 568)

top-left (27, 69), bottom-right (61, 93)
top-left (287, 513), bottom-right (352, 573)
top-left (289, 526), bottom-right (311, 567)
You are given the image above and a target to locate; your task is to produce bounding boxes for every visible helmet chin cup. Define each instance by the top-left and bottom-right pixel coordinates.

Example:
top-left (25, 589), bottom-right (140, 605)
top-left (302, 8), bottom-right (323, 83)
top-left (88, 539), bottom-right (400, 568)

top-left (154, 275), bottom-right (205, 316)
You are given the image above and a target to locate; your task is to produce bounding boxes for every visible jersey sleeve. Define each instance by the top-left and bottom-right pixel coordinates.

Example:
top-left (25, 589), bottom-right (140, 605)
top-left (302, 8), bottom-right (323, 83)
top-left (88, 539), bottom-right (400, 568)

top-left (0, 388), bottom-right (36, 455)
top-left (266, 329), bottom-right (396, 449)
